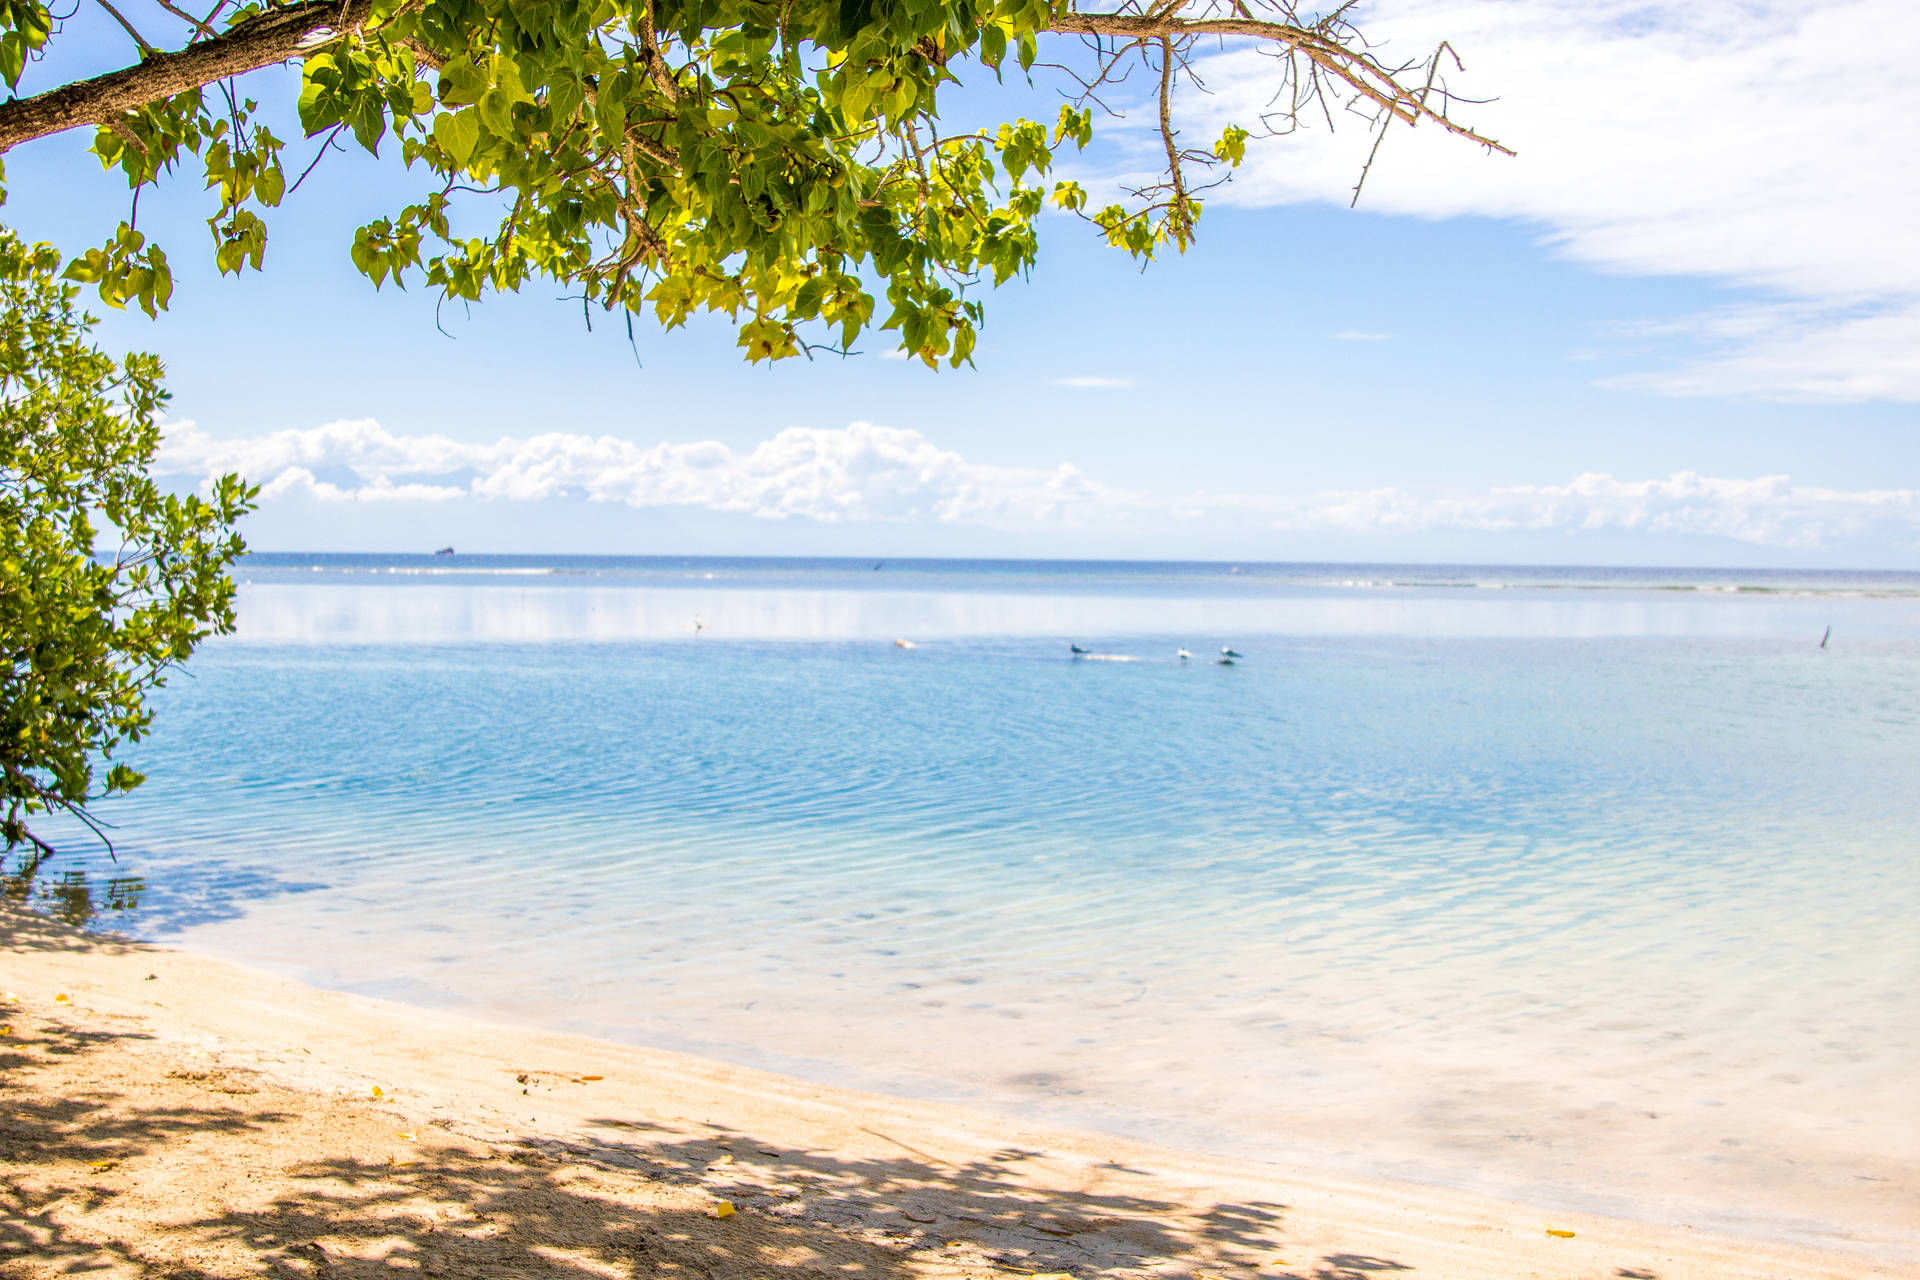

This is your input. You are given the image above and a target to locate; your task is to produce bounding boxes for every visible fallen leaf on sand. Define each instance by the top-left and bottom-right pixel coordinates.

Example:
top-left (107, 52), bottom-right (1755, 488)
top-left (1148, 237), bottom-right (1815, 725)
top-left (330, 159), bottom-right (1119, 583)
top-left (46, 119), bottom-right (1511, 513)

top-left (711, 1153), bottom-right (734, 1165)
top-left (54, 994), bottom-right (71, 1004)
top-left (1546, 1229), bottom-right (1576, 1239)
top-left (395, 1132), bottom-right (417, 1141)
top-left (369, 1085), bottom-right (385, 1098)
top-left (88, 1160), bottom-right (116, 1171)
top-left (1031, 1272), bottom-right (1075, 1280)
top-left (713, 1201), bottom-right (736, 1219)
top-left (0, 1025), bottom-right (11, 1036)
top-left (580, 1074), bottom-right (604, 1081)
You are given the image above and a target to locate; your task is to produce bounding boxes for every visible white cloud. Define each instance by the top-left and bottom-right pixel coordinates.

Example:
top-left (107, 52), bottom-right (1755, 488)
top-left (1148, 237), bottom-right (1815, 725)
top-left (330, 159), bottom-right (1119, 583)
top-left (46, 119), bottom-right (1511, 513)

top-left (160, 420), bottom-right (1920, 551)
top-left (159, 420), bottom-right (1129, 530)
top-left (1051, 376), bottom-right (1135, 388)
top-left (1596, 302), bottom-right (1920, 402)
top-left (1163, 0), bottom-right (1920, 401)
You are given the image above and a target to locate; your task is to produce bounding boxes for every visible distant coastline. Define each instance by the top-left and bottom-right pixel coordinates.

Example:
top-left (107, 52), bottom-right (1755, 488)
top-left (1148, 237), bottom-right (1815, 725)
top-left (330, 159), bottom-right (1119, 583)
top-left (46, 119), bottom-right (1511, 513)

top-left (228, 551), bottom-right (1920, 596)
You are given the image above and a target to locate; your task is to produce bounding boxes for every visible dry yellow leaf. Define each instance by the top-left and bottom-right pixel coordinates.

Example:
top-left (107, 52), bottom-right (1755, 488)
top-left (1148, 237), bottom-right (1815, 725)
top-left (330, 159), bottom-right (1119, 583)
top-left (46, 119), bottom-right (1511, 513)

top-left (88, 1160), bottom-right (116, 1171)
top-left (713, 1201), bottom-right (736, 1219)
top-left (1546, 1229), bottom-right (1576, 1239)
top-left (580, 1074), bottom-right (604, 1081)
top-left (54, 994), bottom-right (71, 1004)
top-left (369, 1085), bottom-right (385, 1098)
top-left (0, 1025), bottom-right (11, 1036)
top-left (395, 1132), bottom-right (417, 1141)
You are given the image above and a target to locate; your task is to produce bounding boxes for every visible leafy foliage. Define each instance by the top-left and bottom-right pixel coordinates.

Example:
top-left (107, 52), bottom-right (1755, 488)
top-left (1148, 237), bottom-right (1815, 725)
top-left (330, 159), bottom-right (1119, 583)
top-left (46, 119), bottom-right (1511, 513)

top-left (0, 0), bottom-right (1499, 366)
top-left (0, 228), bottom-right (253, 854)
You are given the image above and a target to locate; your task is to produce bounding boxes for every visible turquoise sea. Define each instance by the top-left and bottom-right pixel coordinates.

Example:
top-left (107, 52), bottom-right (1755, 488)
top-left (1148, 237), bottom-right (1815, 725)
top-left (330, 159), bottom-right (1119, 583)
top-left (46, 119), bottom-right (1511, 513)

top-left (15, 556), bottom-right (1920, 1254)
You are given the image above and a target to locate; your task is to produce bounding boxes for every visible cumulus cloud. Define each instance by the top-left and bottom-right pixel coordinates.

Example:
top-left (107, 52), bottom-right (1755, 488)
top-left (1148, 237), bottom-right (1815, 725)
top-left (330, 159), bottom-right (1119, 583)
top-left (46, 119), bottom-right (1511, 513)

top-left (1159, 0), bottom-right (1920, 401)
top-left (159, 419), bottom-right (1130, 530)
top-left (159, 420), bottom-right (1920, 551)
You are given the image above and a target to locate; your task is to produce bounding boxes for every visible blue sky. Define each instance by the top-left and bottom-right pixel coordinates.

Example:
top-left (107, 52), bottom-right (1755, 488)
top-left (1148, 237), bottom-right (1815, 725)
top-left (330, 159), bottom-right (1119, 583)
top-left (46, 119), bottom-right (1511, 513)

top-left (6, 0), bottom-right (1916, 564)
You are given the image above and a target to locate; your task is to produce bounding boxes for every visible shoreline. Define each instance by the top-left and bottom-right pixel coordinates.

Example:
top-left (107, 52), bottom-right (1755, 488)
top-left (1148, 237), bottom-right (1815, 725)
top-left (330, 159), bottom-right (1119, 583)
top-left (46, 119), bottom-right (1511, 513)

top-left (3, 903), bottom-right (1912, 1279)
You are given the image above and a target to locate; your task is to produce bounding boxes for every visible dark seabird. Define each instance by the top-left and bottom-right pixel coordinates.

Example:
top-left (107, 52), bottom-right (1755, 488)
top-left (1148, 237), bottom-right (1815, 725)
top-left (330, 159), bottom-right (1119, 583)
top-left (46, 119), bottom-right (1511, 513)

top-left (1070, 643), bottom-right (1091, 656)
top-left (1221, 646), bottom-right (1243, 659)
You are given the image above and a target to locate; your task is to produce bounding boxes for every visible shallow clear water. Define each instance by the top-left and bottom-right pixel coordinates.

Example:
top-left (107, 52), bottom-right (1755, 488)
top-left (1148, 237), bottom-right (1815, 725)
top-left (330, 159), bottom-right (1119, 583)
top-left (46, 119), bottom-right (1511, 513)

top-left (22, 557), bottom-right (1920, 1254)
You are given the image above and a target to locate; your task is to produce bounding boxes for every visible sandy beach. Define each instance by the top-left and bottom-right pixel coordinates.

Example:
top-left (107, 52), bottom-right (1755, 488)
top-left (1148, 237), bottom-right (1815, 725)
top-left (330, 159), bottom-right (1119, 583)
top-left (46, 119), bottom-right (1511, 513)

top-left (3, 903), bottom-right (1910, 1280)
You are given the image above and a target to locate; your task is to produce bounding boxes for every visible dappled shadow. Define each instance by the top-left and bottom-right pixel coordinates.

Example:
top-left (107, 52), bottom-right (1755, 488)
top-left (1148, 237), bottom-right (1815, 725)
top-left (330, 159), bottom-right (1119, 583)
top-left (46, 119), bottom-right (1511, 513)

top-left (0, 998), bottom-right (1408, 1280)
top-left (0, 894), bottom-right (152, 956)
top-left (3, 847), bottom-right (328, 940)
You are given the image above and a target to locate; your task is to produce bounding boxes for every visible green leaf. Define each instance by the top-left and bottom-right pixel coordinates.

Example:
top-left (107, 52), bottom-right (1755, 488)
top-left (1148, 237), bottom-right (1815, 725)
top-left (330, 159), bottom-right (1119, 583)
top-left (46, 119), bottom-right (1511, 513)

top-left (434, 108), bottom-right (481, 165)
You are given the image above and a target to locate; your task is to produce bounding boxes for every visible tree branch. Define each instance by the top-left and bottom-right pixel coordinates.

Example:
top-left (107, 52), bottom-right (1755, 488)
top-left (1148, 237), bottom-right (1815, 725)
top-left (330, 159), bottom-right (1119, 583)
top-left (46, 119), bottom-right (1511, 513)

top-left (0, 0), bottom-right (375, 154)
top-left (1044, 11), bottom-right (1512, 154)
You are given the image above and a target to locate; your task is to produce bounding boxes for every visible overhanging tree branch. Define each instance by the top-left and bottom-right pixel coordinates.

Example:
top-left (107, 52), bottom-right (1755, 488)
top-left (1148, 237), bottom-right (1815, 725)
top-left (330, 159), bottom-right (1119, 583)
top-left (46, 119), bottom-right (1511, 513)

top-left (0, 0), bottom-right (1510, 365)
top-left (0, 0), bottom-right (372, 154)
top-left (1045, 13), bottom-right (1511, 153)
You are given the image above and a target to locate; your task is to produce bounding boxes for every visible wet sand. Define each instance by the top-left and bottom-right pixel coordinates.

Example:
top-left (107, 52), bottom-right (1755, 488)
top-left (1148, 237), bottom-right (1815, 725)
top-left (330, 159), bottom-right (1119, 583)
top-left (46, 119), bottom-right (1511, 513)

top-left (1, 903), bottom-right (1910, 1280)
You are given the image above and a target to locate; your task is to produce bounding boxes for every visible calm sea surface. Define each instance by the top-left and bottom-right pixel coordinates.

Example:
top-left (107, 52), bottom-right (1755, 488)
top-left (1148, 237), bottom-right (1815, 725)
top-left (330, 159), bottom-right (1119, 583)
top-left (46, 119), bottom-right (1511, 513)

top-left (18, 556), bottom-right (1920, 1254)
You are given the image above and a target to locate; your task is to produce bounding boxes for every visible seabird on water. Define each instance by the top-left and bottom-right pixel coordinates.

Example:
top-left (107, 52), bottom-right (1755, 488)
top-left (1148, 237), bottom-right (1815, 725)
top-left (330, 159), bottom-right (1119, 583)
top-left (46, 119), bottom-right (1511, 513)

top-left (1221, 646), bottom-right (1243, 659)
top-left (1070, 643), bottom-right (1091, 656)
top-left (1177, 648), bottom-right (1192, 661)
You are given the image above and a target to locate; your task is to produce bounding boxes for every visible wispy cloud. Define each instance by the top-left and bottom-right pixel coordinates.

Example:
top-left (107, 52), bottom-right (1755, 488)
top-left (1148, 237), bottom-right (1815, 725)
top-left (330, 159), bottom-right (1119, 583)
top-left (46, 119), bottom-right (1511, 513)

top-left (1596, 301), bottom-right (1920, 403)
top-left (1051, 376), bottom-right (1135, 389)
top-left (160, 420), bottom-right (1920, 551)
top-left (1166, 0), bottom-right (1920, 402)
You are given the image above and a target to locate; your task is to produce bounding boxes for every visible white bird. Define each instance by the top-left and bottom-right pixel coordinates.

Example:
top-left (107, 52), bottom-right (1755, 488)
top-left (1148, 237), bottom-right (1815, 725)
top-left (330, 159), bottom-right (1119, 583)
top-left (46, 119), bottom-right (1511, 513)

top-left (894, 638), bottom-right (918, 649)
top-left (1221, 646), bottom-right (1243, 659)
top-left (1176, 648), bottom-right (1192, 661)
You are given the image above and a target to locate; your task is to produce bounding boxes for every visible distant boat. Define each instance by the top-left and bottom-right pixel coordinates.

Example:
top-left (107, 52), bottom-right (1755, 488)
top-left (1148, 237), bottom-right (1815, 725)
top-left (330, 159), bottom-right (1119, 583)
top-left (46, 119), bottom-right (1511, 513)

top-left (434, 546), bottom-right (455, 556)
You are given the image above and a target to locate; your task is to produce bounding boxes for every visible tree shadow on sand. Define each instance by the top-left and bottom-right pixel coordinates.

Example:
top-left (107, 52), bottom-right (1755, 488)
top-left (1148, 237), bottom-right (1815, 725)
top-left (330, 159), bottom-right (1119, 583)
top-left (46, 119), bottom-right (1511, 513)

top-left (0, 1000), bottom-right (1406, 1280)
